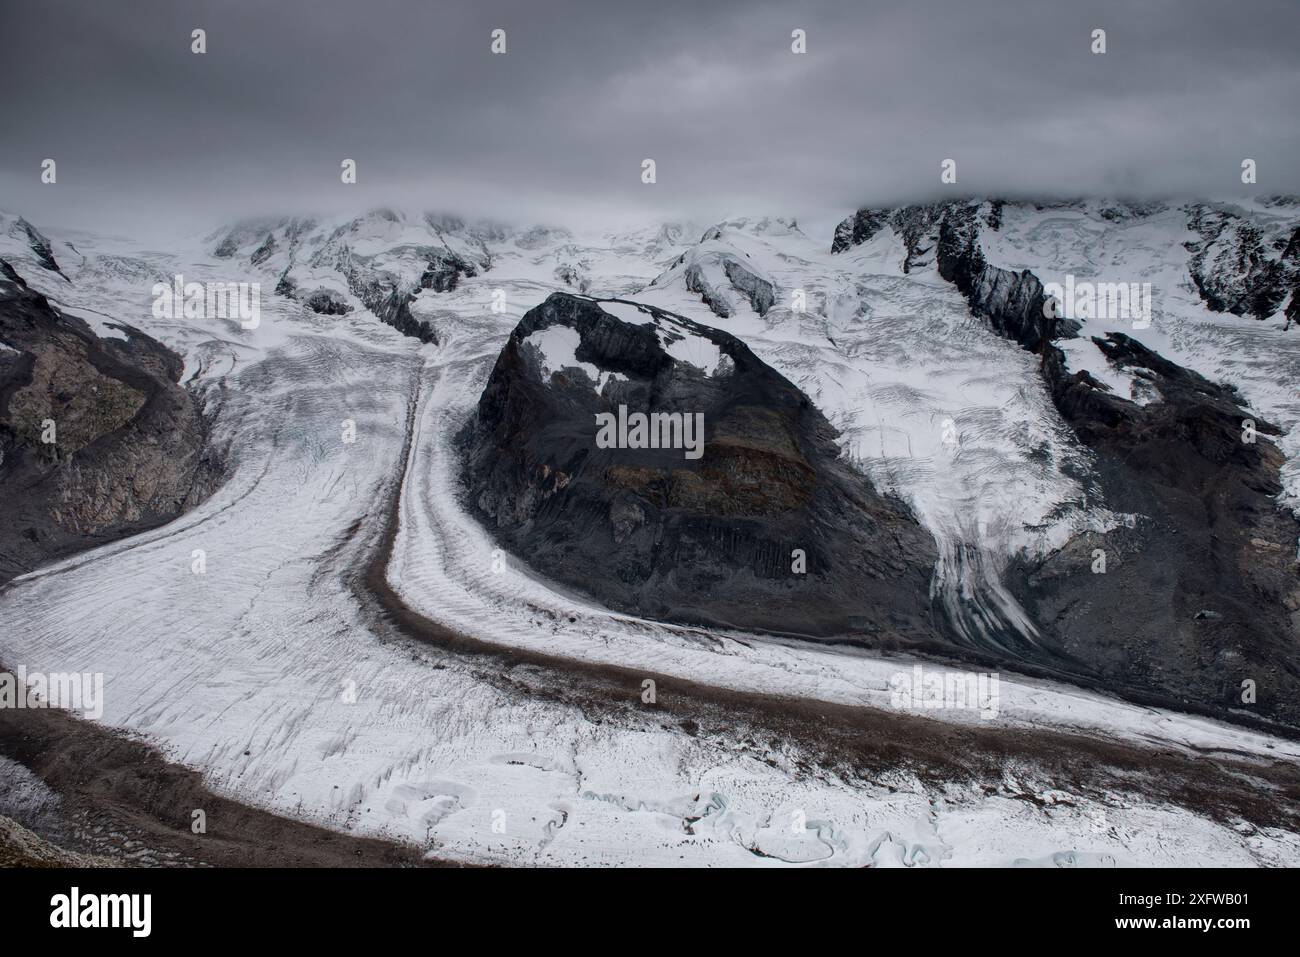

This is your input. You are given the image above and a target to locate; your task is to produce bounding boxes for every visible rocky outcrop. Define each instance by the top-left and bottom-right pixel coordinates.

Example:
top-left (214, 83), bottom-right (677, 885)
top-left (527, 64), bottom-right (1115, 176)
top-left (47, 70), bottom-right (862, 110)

top-left (682, 261), bottom-right (736, 318)
top-left (0, 260), bottom-right (221, 584)
top-left (722, 258), bottom-right (775, 315)
top-left (553, 262), bottom-right (591, 293)
top-left (1022, 329), bottom-right (1300, 729)
top-left (8, 219), bottom-right (67, 282)
top-left (211, 211), bottom-right (497, 343)
top-left (834, 201), bottom-right (1005, 272)
top-left (249, 232), bottom-right (278, 267)
top-left (660, 239), bottom-right (777, 319)
top-left (934, 203), bottom-right (1078, 351)
top-left (373, 287), bottom-right (434, 343)
top-left (831, 208), bottom-right (890, 254)
top-left (460, 292), bottom-right (938, 640)
top-left (417, 251), bottom-right (477, 293)
top-left (310, 246), bottom-right (438, 343)
top-left (274, 270), bottom-right (296, 298)
top-left (302, 288), bottom-right (352, 316)
top-left (834, 199), bottom-right (1300, 728)
top-left (1186, 204), bottom-right (1298, 320)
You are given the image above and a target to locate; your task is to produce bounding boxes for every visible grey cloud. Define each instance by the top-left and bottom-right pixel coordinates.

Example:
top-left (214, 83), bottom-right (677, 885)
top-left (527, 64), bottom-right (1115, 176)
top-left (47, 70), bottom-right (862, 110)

top-left (2, 0), bottom-right (1298, 239)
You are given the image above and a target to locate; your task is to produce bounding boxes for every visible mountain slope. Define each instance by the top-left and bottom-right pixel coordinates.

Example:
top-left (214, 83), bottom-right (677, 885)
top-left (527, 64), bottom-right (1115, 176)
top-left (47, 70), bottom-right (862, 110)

top-left (834, 197), bottom-right (1300, 726)
top-left (461, 292), bottom-right (938, 639)
top-left (2, 206), bottom-right (1300, 867)
top-left (0, 259), bottom-right (221, 583)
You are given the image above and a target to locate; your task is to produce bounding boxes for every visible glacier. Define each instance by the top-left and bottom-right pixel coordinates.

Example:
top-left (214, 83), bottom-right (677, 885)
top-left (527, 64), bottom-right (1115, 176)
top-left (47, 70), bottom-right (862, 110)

top-left (1, 202), bottom-right (1299, 866)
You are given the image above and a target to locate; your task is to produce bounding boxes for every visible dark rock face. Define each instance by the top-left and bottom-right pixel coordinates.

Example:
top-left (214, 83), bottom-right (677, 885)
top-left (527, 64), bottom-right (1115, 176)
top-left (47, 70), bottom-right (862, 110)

top-left (831, 208), bottom-right (890, 254)
top-left (274, 271), bottom-right (296, 297)
top-left (935, 204), bottom-right (1076, 352)
top-left (417, 251), bottom-right (477, 293)
top-left (722, 258), bottom-right (775, 315)
top-left (0, 260), bottom-right (221, 585)
top-left (682, 262), bottom-right (736, 319)
top-left (553, 262), bottom-right (590, 293)
top-left (1022, 332), bottom-right (1300, 729)
top-left (302, 288), bottom-right (353, 316)
top-left (461, 292), bottom-right (938, 640)
top-left (9, 219), bottom-right (67, 282)
top-left (249, 233), bottom-right (277, 267)
top-left (833, 199), bottom-right (1300, 727)
top-left (672, 247), bottom-right (776, 319)
top-left (1185, 205), bottom-right (1298, 320)
top-left (374, 288), bottom-right (435, 343)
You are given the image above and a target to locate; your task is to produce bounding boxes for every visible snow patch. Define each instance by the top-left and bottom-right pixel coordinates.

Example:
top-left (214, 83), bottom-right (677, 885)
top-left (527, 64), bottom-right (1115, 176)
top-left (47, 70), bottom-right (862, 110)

top-left (595, 300), bottom-right (655, 326)
top-left (1057, 337), bottom-right (1152, 405)
top-left (523, 324), bottom-right (624, 393)
top-left (656, 322), bottom-right (723, 376)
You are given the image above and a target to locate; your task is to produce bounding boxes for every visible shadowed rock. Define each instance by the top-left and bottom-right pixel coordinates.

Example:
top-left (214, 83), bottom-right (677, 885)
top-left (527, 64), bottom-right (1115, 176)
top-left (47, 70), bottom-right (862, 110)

top-left (460, 292), bottom-right (938, 641)
top-left (0, 259), bottom-right (221, 584)
top-left (833, 198), bottom-right (1300, 729)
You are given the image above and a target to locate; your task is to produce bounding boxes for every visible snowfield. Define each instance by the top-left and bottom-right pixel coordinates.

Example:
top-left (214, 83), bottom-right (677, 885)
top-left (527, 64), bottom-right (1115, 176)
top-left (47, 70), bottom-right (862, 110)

top-left (1, 206), bottom-right (1299, 866)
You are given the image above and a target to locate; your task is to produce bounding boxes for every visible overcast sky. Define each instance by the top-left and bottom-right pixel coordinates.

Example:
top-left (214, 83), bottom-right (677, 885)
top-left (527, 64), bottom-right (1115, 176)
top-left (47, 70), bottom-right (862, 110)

top-left (3, 0), bottom-right (1299, 240)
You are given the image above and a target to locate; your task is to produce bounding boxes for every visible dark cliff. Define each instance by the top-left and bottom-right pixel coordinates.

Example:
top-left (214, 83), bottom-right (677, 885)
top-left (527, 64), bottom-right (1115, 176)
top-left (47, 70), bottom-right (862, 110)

top-left (460, 292), bottom-right (939, 641)
top-left (835, 199), bottom-right (1300, 729)
top-left (0, 260), bottom-right (222, 584)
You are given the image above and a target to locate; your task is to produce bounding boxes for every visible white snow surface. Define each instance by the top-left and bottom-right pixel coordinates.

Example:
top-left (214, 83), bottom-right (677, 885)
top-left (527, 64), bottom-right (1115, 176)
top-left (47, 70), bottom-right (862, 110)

top-left (523, 325), bottom-right (613, 392)
top-left (1056, 336), bottom-right (1154, 406)
top-left (0, 206), bottom-right (1298, 866)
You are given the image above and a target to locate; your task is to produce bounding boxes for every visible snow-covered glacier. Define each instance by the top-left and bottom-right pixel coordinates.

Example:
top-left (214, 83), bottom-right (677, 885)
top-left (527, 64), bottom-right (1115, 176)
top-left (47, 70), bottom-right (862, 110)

top-left (2, 201), bottom-right (1299, 867)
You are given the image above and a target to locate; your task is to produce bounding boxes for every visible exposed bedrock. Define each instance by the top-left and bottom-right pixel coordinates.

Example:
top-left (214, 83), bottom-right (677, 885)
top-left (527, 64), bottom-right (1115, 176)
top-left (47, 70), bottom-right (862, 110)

top-left (1019, 332), bottom-right (1300, 730)
top-left (668, 237), bottom-right (777, 319)
top-left (1185, 203), bottom-right (1299, 321)
top-left (6, 218), bottom-right (68, 283)
top-left (301, 288), bottom-right (353, 316)
top-left (211, 211), bottom-right (493, 344)
top-left (0, 259), bottom-right (222, 585)
top-left (460, 292), bottom-right (939, 641)
top-left (832, 199), bottom-right (1300, 728)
